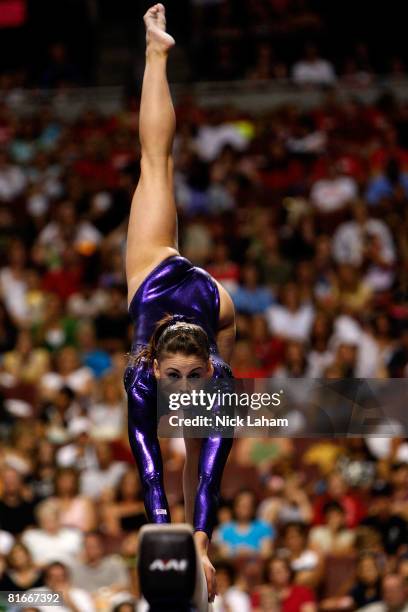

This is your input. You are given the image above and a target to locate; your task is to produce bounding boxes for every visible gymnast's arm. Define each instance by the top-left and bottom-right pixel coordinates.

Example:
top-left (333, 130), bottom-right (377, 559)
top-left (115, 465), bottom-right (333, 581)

top-left (215, 280), bottom-right (236, 364)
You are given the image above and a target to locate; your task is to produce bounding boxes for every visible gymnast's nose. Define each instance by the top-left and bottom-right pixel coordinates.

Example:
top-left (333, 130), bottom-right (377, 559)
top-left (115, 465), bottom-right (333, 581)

top-left (179, 377), bottom-right (191, 393)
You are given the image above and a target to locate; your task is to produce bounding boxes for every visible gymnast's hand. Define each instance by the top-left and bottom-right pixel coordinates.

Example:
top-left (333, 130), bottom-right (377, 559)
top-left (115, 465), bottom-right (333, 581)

top-left (201, 553), bottom-right (217, 603)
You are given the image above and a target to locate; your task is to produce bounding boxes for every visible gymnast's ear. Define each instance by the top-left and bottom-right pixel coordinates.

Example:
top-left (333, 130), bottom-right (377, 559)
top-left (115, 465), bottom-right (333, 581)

top-left (207, 359), bottom-right (214, 378)
top-left (153, 358), bottom-right (160, 378)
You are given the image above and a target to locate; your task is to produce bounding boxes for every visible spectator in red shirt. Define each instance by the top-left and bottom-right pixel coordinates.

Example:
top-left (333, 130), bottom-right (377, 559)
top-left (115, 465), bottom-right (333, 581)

top-left (313, 471), bottom-right (366, 528)
top-left (254, 556), bottom-right (317, 612)
top-left (42, 247), bottom-right (84, 303)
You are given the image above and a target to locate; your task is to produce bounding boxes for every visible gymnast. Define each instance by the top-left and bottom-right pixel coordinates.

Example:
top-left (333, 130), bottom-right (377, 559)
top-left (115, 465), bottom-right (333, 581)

top-left (124, 4), bottom-right (236, 602)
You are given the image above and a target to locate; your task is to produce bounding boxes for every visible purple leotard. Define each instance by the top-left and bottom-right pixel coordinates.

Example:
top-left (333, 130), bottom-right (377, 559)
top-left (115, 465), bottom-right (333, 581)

top-left (124, 255), bottom-right (233, 538)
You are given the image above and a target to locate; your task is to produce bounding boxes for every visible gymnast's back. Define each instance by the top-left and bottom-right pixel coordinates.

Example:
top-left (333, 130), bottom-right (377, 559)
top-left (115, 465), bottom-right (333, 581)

top-left (124, 255), bottom-right (232, 393)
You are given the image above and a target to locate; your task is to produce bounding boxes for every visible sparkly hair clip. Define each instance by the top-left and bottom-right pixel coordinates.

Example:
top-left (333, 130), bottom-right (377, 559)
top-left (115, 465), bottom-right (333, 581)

top-left (169, 314), bottom-right (188, 324)
top-left (157, 314), bottom-right (192, 343)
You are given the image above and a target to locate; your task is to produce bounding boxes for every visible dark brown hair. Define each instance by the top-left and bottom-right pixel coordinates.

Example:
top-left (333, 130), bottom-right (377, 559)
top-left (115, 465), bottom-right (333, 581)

top-left (130, 313), bottom-right (210, 366)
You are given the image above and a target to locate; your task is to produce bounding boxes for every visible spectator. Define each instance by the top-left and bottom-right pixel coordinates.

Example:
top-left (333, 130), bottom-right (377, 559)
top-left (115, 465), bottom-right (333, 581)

top-left (213, 561), bottom-right (251, 612)
top-left (215, 489), bottom-right (275, 559)
top-left (231, 263), bottom-right (275, 315)
top-left (266, 283), bottom-right (314, 342)
top-left (251, 314), bottom-right (286, 375)
top-left (358, 573), bottom-right (408, 612)
top-left (230, 338), bottom-right (271, 377)
top-left (292, 43), bottom-right (336, 86)
top-left (310, 162), bottom-right (358, 214)
top-left (36, 200), bottom-right (101, 264)
top-left (0, 238), bottom-right (28, 324)
top-left (348, 553), bottom-right (383, 610)
top-left (94, 285), bottom-right (129, 352)
top-left (273, 340), bottom-right (309, 377)
top-left (257, 474), bottom-right (313, 526)
top-left (313, 471), bottom-right (366, 528)
top-left (32, 561), bottom-right (95, 612)
top-left (100, 469), bottom-right (146, 536)
top-left (21, 499), bottom-right (83, 567)
top-left (76, 320), bottom-right (112, 379)
top-left (361, 482), bottom-right (408, 557)
top-left (321, 552), bottom-right (382, 610)
top-left (31, 293), bottom-right (77, 352)
top-left (3, 329), bottom-right (50, 384)
top-left (306, 312), bottom-right (334, 377)
top-left (308, 501), bottom-right (355, 554)
top-left (205, 241), bottom-right (240, 294)
top-left (44, 387), bottom-right (81, 445)
top-left (56, 417), bottom-right (97, 470)
top-left (79, 441), bottom-right (127, 500)
top-left (41, 247), bottom-right (84, 302)
top-left (0, 149), bottom-right (26, 202)
top-left (0, 467), bottom-right (35, 535)
top-left (0, 542), bottom-right (43, 591)
top-left (50, 467), bottom-right (96, 532)
top-left (332, 202), bottom-right (396, 267)
top-left (40, 346), bottom-right (94, 400)
top-left (88, 372), bottom-right (125, 441)
top-left (280, 522), bottom-right (323, 589)
top-left (260, 556), bottom-right (317, 612)
top-left (71, 531), bottom-right (131, 603)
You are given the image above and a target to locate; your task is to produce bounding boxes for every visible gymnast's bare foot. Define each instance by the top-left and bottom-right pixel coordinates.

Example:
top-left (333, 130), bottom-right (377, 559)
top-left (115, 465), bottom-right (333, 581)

top-left (144, 4), bottom-right (175, 54)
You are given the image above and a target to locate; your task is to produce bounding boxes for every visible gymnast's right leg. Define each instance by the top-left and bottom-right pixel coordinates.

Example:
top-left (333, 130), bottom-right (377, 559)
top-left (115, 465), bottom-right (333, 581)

top-left (126, 3), bottom-right (179, 305)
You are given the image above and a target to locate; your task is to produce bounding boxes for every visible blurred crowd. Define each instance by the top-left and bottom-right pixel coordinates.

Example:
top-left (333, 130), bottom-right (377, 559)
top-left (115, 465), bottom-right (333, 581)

top-left (1, 73), bottom-right (408, 610)
top-left (186, 0), bottom-right (406, 84)
top-left (1, 0), bottom-right (407, 87)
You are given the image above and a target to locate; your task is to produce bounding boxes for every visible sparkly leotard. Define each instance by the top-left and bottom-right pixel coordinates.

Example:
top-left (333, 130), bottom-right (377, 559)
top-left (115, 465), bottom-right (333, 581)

top-left (124, 255), bottom-right (233, 538)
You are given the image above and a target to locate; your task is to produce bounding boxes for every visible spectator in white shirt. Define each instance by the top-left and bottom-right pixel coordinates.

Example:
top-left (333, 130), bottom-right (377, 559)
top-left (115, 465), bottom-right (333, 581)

top-left (88, 373), bottom-right (125, 441)
top-left (0, 149), bottom-right (26, 202)
top-left (292, 43), bottom-right (336, 86)
top-left (40, 346), bottom-right (95, 400)
top-left (22, 499), bottom-right (83, 568)
top-left (332, 201), bottom-right (396, 266)
top-left (310, 162), bottom-right (358, 214)
top-left (56, 417), bottom-right (98, 471)
top-left (0, 238), bottom-right (29, 324)
top-left (266, 282), bottom-right (314, 342)
top-left (79, 441), bottom-right (127, 500)
top-left (213, 562), bottom-right (251, 612)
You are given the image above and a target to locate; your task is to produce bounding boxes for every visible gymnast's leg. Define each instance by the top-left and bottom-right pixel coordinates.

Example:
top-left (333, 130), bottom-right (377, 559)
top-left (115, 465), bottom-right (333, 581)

top-left (126, 3), bottom-right (178, 304)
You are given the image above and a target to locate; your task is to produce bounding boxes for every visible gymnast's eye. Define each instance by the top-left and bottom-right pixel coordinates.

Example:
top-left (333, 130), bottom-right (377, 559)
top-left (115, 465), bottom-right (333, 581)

top-left (188, 372), bottom-right (201, 379)
top-left (166, 372), bottom-right (180, 379)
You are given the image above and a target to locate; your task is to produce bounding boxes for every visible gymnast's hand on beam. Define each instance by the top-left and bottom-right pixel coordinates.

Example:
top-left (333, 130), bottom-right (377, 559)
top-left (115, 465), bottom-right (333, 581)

top-left (201, 552), bottom-right (217, 603)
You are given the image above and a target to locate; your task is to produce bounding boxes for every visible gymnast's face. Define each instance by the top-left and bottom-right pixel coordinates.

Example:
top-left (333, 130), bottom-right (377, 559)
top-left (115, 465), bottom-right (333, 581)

top-left (154, 351), bottom-right (213, 393)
